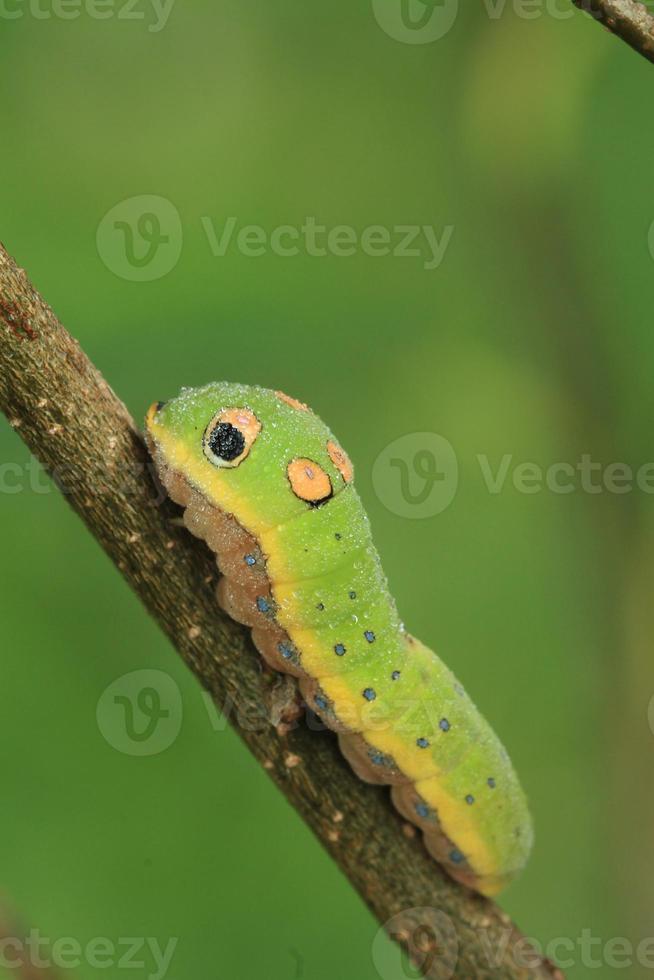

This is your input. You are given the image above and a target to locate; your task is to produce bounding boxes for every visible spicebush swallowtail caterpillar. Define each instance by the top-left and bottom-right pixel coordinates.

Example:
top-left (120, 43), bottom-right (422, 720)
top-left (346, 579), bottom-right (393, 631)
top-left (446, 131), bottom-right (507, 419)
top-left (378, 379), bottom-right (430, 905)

top-left (145, 383), bottom-right (533, 896)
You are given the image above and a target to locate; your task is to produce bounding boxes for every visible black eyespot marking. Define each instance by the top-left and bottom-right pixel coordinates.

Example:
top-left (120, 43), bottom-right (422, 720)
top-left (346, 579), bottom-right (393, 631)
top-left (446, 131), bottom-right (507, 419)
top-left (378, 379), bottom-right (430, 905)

top-left (203, 408), bottom-right (261, 469)
top-left (209, 422), bottom-right (246, 462)
top-left (156, 401), bottom-right (167, 412)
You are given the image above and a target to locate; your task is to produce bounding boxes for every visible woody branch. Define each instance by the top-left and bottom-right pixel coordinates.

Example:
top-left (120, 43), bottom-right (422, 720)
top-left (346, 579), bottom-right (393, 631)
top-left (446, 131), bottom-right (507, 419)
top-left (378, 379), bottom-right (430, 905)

top-left (0, 242), bottom-right (562, 980)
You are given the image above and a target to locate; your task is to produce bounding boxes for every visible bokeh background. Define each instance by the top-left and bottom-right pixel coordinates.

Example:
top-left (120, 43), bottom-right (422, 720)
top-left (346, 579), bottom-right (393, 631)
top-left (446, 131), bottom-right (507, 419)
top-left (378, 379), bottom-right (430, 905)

top-left (2, 2), bottom-right (654, 977)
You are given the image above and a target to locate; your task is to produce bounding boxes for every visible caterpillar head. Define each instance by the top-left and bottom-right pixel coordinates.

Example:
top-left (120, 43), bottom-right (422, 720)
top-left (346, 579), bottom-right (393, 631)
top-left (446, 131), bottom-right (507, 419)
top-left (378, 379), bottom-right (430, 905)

top-left (145, 382), bottom-right (353, 533)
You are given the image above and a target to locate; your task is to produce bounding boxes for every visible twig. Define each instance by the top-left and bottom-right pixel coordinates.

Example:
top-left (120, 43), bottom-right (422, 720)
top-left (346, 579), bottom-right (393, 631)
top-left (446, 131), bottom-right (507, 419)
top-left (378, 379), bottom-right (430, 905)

top-left (573, 0), bottom-right (654, 62)
top-left (0, 242), bottom-right (563, 980)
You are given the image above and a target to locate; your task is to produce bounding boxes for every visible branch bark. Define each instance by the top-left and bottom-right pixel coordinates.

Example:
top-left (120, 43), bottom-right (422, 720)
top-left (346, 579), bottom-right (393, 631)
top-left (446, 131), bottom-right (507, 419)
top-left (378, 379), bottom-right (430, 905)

top-left (0, 242), bottom-right (562, 980)
top-left (573, 0), bottom-right (654, 62)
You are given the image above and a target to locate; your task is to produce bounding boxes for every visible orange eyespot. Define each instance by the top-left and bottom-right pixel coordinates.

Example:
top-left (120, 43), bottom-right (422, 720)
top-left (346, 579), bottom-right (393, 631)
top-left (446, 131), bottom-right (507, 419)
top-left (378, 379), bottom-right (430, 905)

top-left (203, 407), bottom-right (261, 468)
top-left (275, 390), bottom-right (310, 412)
top-left (287, 458), bottom-right (333, 504)
top-left (327, 440), bottom-right (353, 484)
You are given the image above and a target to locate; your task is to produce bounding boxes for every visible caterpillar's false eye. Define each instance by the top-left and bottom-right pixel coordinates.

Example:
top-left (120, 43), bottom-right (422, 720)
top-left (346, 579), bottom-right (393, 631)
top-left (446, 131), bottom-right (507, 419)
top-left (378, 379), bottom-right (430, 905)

top-left (210, 423), bottom-right (244, 461)
top-left (287, 458), bottom-right (333, 504)
top-left (203, 407), bottom-right (261, 468)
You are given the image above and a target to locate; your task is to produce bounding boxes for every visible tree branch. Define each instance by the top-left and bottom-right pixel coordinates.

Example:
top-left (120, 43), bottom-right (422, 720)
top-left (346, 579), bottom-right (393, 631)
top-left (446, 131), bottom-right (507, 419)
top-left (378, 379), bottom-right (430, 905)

top-left (573, 0), bottom-right (654, 63)
top-left (0, 242), bottom-right (562, 980)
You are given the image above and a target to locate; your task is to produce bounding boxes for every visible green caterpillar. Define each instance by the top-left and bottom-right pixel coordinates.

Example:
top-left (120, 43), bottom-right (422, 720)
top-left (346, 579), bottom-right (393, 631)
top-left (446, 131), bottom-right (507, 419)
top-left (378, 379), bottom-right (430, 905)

top-left (145, 382), bottom-right (533, 896)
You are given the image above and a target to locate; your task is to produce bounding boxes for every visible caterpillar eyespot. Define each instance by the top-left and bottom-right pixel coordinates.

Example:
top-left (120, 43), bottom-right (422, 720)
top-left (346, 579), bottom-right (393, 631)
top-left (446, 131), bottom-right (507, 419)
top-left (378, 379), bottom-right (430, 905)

top-left (286, 458), bottom-right (333, 505)
top-left (203, 407), bottom-right (261, 468)
top-left (145, 382), bottom-right (533, 897)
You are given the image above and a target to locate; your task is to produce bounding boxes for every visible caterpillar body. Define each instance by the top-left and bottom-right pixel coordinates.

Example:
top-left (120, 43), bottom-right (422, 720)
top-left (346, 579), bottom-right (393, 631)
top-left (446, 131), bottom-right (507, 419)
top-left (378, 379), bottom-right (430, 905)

top-left (145, 382), bottom-right (533, 896)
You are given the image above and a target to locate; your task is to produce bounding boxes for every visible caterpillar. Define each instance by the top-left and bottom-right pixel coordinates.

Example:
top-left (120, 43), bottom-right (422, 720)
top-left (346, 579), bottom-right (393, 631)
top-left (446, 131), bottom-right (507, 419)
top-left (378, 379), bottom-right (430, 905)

top-left (145, 382), bottom-right (533, 896)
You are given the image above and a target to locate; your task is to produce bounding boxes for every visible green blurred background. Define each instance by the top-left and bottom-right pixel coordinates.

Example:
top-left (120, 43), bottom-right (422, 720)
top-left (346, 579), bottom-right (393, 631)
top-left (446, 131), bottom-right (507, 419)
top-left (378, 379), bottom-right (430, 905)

top-left (2, 2), bottom-right (654, 977)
